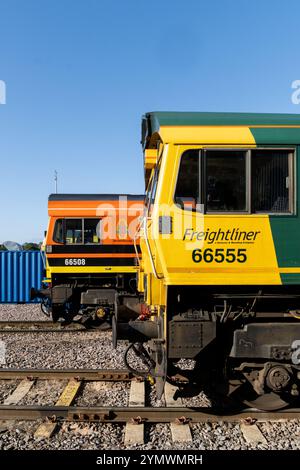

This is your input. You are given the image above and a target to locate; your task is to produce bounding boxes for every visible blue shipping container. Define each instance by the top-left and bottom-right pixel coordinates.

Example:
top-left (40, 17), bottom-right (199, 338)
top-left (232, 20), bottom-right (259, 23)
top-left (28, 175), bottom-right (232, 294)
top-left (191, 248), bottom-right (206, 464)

top-left (0, 251), bottom-right (44, 303)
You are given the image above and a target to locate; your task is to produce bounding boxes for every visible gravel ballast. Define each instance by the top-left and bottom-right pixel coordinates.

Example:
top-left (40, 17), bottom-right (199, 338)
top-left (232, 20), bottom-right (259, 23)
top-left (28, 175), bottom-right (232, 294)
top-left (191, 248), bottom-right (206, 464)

top-left (0, 304), bottom-right (46, 321)
top-left (1, 419), bottom-right (300, 450)
top-left (0, 379), bottom-right (19, 403)
top-left (0, 304), bottom-right (300, 450)
top-left (0, 330), bottom-right (128, 370)
top-left (74, 381), bottom-right (130, 407)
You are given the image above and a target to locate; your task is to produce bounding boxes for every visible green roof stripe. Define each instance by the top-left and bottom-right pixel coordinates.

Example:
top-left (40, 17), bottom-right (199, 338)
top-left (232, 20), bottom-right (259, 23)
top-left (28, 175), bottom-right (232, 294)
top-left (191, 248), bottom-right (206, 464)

top-left (250, 127), bottom-right (300, 144)
top-left (146, 111), bottom-right (300, 129)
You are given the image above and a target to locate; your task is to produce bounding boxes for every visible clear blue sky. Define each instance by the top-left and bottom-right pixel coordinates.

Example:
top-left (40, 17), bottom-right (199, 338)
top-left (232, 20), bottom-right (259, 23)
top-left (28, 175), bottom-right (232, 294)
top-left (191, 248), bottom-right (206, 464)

top-left (0, 0), bottom-right (300, 242)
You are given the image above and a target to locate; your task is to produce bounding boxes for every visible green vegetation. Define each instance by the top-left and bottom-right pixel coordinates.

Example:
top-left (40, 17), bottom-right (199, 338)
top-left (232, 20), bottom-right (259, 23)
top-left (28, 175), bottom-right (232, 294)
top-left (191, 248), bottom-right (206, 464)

top-left (0, 242), bottom-right (41, 251)
top-left (22, 242), bottom-right (41, 251)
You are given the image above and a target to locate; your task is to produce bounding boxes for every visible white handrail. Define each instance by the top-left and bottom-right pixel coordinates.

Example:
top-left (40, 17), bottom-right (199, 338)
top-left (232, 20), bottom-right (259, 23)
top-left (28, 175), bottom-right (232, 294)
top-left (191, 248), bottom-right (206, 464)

top-left (142, 216), bottom-right (164, 280)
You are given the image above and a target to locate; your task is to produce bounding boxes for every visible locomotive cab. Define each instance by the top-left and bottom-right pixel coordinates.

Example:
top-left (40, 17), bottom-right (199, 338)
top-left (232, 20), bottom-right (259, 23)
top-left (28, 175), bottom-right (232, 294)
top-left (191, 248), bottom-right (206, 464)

top-left (117, 112), bottom-right (300, 410)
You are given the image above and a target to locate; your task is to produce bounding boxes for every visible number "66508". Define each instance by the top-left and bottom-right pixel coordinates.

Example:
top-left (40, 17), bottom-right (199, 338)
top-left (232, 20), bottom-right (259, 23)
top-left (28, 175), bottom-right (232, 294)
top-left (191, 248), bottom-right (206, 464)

top-left (65, 258), bottom-right (86, 266)
top-left (192, 248), bottom-right (247, 263)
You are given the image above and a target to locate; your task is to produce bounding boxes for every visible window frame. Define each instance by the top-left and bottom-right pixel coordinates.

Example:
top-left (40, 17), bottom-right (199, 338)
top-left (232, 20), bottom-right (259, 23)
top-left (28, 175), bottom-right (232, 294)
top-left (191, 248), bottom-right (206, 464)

top-left (146, 157), bottom-right (162, 216)
top-left (53, 217), bottom-right (102, 245)
top-left (250, 148), bottom-right (295, 215)
top-left (203, 148), bottom-right (250, 214)
top-left (82, 218), bottom-right (102, 244)
top-left (174, 149), bottom-right (203, 213)
top-left (65, 217), bottom-right (84, 245)
top-left (53, 218), bottom-right (64, 244)
top-left (145, 174), bottom-right (153, 212)
top-left (174, 147), bottom-right (296, 216)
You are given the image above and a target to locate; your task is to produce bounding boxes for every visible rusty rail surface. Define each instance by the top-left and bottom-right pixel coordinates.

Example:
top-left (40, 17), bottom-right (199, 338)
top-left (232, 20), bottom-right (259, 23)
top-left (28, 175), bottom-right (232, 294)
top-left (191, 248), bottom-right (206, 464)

top-left (0, 368), bottom-right (131, 380)
top-left (0, 320), bottom-right (88, 333)
top-left (0, 404), bottom-right (299, 423)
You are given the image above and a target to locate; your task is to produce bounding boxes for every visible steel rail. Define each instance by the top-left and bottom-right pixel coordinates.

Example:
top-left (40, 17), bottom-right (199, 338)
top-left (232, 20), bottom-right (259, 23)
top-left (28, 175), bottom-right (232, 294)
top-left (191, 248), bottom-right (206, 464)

top-left (0, 320), bottom-right (88, 333)
top-left (0, 368), bottom-right (131, 381)
top-left (0, 405), bottom-right (299, 423)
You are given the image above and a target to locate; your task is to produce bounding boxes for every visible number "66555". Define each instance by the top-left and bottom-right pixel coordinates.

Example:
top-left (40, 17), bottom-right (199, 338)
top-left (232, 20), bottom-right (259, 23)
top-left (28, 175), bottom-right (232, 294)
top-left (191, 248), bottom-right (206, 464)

top-left (192, 248), bottom-right (247, 263)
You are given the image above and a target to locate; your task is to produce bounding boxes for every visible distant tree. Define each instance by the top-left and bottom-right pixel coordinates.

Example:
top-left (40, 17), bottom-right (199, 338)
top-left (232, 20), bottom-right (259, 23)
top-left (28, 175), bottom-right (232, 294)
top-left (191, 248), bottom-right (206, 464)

top-left (22, 242), bottom-right (41, 251)
top-left (0, 242), bottom-right (42, 251)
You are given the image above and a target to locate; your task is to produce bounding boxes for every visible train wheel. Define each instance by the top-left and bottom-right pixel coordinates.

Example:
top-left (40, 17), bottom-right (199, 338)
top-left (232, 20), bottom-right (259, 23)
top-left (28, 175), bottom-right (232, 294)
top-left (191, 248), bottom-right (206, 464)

top-left (233, 382), bottom-right (298, 411)
top-left (228, 361), bottom-right (300, 411)
top-left (234, 387), bottom-right (297, 411)
top-left (243, 393), bottom-right (292, 411)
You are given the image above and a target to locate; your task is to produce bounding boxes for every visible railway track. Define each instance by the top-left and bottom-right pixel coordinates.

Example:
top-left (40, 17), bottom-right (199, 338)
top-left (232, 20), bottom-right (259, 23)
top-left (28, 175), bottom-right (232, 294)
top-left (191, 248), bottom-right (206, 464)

top-left (0, 368), bottom-right (300, 427)
top-left (0, 320), bottom-right (89, 333)
top-left (0, 368), bottom-right (131, 380)
top-left (0, 404), bottom-right (299, 423)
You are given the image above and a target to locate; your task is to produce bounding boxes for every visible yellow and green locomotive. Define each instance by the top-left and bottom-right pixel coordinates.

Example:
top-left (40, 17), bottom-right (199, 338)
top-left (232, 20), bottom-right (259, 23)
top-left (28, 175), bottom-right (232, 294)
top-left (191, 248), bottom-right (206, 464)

top-left (115, 112), bottom-right (300, 410)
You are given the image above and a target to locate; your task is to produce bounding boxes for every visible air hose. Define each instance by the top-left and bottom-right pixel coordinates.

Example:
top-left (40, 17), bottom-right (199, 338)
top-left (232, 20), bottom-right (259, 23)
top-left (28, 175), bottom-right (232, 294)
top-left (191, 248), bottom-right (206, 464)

top-left (123, 342), bottom-right (155, 378)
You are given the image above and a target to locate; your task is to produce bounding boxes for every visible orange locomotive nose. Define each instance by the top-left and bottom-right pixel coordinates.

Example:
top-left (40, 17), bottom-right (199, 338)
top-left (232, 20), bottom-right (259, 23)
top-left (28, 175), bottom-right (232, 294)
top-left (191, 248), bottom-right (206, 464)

top-left (43, 193), bottom-right (144, 323)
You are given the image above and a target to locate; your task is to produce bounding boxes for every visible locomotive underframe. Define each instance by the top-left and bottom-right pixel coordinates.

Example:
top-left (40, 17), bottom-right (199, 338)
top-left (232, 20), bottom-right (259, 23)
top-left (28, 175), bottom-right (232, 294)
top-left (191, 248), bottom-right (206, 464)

top-left (34, 272), bottom-right (139, 324)
top-left (119, 285), bottom-right (300, 409)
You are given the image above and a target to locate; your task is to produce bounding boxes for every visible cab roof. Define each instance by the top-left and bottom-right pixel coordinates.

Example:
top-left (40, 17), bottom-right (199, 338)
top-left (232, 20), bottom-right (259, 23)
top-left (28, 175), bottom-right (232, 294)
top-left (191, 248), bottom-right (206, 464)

top-left (49, 194), bottom-right (144, 201)
top-left (142, 111), bottom-right (300, 148)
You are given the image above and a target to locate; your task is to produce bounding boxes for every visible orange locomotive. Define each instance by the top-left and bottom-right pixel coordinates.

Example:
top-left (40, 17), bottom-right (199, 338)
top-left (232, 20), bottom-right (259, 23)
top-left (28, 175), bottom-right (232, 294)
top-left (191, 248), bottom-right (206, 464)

top-left (33, 194), bottom-right (144, 325)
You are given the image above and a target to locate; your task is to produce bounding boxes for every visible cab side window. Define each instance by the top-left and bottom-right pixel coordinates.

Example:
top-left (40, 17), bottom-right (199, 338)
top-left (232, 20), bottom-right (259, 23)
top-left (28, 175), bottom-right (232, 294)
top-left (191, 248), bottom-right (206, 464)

top-left (53, 218), bottom-right (101, 244)
top-left (175, 150), bottom-right (200, 211)
top-left (252, 150), bottom-right (292, 213)
top-left (83, 219), bottom-right (101, 244)
top-left (175, 148), bottom-right (294, 214)
top-left (146, 162), bottom-right (161, 215)
top-left (66, 219), bottom-right (82, 244)
top-left (53, 219), bottom-right (64, 243)
top-left (206, 151), bottom-right (246, 212)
